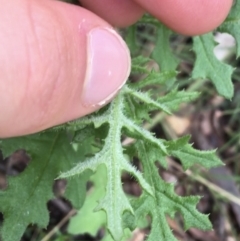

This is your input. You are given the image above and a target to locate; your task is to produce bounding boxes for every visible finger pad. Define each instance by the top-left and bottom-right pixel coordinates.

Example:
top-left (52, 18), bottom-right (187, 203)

top-left (135, 0), bottom-right (233, 35)
top-left (80, 0), bottom-right (145, 27)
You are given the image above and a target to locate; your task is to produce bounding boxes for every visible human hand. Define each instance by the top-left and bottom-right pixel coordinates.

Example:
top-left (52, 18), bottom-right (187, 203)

top-left (0, 0), bottom-right (233, 138)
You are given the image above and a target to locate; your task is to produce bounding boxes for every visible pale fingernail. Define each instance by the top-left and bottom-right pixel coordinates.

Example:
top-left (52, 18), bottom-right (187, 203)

top-left (82, 27), bottom-right (131, 106)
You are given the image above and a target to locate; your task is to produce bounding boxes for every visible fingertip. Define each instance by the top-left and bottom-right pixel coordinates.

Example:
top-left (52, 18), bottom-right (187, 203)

top-left (134, 0), bottom-right (233, 35)
top-left (79, 0), bottom-right (145, 27)
top-left (82, 27), bottom-right (130, 106)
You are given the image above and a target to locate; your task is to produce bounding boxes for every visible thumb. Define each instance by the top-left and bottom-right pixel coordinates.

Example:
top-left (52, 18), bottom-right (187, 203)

top-left (0, 0), bottom-right (130, 138)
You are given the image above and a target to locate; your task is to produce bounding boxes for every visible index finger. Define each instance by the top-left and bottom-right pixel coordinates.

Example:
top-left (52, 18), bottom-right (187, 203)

top-left (133, 0), bottom-right (233, 35)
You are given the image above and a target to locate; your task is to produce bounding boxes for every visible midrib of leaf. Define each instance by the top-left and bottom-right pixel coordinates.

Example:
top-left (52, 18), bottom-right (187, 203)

top-left (107, 95), bottom-right (123, 234)
top-left (59, 91), bottom-right (155, 240)
top-left (98, 93), bottom-right (135, 240)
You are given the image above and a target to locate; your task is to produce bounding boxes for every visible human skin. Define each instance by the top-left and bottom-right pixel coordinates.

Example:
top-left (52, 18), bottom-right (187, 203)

top-left (0, 0), bottom-right (233, 138)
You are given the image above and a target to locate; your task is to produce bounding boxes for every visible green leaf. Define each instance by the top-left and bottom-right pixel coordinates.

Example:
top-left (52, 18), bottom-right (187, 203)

top-left (68, 166), bottom-right (107, 236)
top-left (218, 0), bottom-right (240, 57)
top-left (125, 86), bottom-right (199, 115)
top-left (64, 172), bottom-right (90, 209)
top-left (58, 76), bottom-right (214, 240)
top-left (122, 117), bottom-right (168, 154)
top-left (192, 33), bottom-right (234, 99)
top-left (59, 93), bottom-right (152, 241)
top-left (130, 70), bottom-right (177, 89)
top-left (131, 141), bottom-right (212, 241)
top-left (0, 131), bottom-right (87, 241)
top-left (169, 143), bottom-right (223, 170)
top-left (124, 94), bottom-right (152, 123)
top-left (131, 56), bottom-right (152, 74)
top-left (152, 24), bottom-right (179, 89)
top-left (166, 135), bottom-right (190, 151)
top-left (132, 56), bottom-right (151, 66)
top-left (156, 88), bottom-right (200, 112)
top-left (64, 142), bottom-right (95, 209)
top-left (102, 231), bottom-right (131, 241)
top-left (125, 25), bottom-right (139, 55)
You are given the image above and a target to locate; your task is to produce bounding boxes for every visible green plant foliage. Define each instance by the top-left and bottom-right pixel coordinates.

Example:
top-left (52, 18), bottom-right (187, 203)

top-left (151, 24), bottom-right (179, 72)
top-left (0, 2), bottom-right (239, 241)
top-left (57, 82), bottom-right (218, 241)
top-left (129, 141), bottom-right (213, 241)
top-left (218, 0), bottom-right (240, 57)
top-left (166, 136), bottom-right (222, 170)
top-left (192, 33), bottom-right (234, 99)
top-left (0, 132), bottom-right (92, 241)
top-left (68, 165), bottom-right (107, 236)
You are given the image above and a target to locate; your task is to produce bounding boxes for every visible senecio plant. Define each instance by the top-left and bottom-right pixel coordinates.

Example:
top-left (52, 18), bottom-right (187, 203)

top-left (0, 1), bottom-right (240, 241)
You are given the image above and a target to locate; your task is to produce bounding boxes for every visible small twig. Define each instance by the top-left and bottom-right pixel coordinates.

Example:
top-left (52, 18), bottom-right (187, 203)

top-left (41, 185), bottom-right (97, 241)
top-left (41, 209), bottom-right (76, 241)
top-left (169, 159), bottom-right (240, 207)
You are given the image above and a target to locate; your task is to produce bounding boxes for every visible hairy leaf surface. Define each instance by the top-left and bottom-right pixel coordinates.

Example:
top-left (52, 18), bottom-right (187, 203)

top-left (130, 142), bottom-right (212, 241)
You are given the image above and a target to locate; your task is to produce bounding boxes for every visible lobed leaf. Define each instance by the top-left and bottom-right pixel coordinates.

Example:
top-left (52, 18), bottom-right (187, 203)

top-left (59, 93), bottom-right (152, 241)
top-left (170, 144), bottom-right (223, 170)
top-left (192, 33), bottom-right (234, 99)
top-left (131, 142), bottom-right (212, 241)
top-left (130, 70), bottom-right (177, 89)
top-left (0, 132), bottom-right (90, 241)
top-left (125, 86), bottom-right (199, 115)
top-left (152, 24), bottom-right (179, 90)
